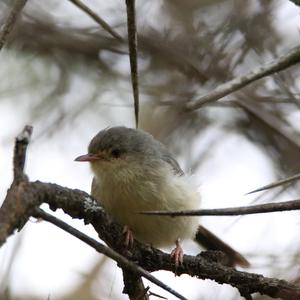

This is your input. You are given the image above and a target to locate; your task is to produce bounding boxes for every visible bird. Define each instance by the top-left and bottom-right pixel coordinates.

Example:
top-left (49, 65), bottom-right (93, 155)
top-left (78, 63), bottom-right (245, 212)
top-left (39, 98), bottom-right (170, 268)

top-left (75, 126), bottom-right (249, 267)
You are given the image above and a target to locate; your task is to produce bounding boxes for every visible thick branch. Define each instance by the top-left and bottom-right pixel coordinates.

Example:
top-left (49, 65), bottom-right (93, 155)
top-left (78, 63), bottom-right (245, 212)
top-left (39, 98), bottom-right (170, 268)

top-left (122, 269), bottom-right (149, 300)
top-left (141, 199), bottom-right (300, 217)
top-left (0, 125), bottom-right (33, 243)
top-left (186, 45), bottom-right (300, 109)
top-left (1, 181), bottom-right (300, 299)
top-left (0, 0), bottom-right (28, 50)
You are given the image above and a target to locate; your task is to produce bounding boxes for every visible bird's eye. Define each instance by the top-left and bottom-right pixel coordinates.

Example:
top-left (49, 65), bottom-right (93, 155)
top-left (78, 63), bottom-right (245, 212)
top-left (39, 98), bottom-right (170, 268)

top-left (111, 148), bottom-right (121, 158)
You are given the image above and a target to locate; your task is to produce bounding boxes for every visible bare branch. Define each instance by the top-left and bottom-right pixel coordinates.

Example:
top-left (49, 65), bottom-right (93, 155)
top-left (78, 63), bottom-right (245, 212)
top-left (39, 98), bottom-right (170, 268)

top-left (186, 45), bottom-right (300, 109)
top-left (122, 269), bottom-right (149, 300)
top-left (246, 173), bottom-right (300, 194)
top-left (34, 208), bottom-right (186, 300)
top-left (126, 0), bottom-right (139, 128)
top-left (141, 199), bottom-right (300, 217)
top-left (13, 125), bottom-right (32, 183)
top-left (0, 0), bottom-right (28, 50)
top-left (2, 180), bottom-right (300, 299)
top-left (68, 0), bottom-right (123, 42)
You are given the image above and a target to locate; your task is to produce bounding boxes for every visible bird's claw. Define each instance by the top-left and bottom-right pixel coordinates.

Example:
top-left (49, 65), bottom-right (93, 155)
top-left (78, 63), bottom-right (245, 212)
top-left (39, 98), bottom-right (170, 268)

top-left (122, 225), bottom-right (134, 247)
top-left (170, 239), bottom-right (183, 266)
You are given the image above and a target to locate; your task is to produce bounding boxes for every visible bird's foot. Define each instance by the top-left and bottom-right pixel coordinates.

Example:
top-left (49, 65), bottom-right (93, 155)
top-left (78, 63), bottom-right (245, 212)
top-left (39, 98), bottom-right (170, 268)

top-left (170, 239), bottom-right (183, 266)
top-left (122, 225), bottom-right (134, 247)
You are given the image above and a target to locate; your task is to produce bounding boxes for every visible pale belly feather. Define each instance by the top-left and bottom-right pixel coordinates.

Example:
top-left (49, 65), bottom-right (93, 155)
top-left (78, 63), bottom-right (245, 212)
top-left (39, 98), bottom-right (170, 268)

top-left (92, 167), bottom-right (200, 247)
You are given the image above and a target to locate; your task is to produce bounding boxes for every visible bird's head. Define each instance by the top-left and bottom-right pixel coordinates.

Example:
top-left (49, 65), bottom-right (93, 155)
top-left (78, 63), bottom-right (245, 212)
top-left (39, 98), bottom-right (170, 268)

top-left (75, 126), bottom-right (164, 176)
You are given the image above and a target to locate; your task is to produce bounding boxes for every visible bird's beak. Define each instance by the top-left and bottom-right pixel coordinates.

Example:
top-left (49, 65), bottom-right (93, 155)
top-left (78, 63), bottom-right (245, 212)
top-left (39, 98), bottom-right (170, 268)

top-left (74, 153), bottom-right (102, 162)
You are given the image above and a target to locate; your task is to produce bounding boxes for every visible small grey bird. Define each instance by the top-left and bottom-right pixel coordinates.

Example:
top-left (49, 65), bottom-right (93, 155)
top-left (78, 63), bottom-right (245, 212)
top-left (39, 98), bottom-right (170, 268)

top-left (75, 126), bottom-right (249, 267)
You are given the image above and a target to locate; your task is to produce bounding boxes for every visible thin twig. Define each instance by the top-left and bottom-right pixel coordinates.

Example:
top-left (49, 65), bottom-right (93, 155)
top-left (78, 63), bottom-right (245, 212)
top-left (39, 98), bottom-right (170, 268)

top-left (126, 0), bottom-right (139, 128)
top-left (246, 173), bottom-right (300, 194)
top-left (0, 0), bottom-right (28, 50)
top-left (225, 184), bottom-right (290, 232)
top-left (33, 208), bottom-right (187, 300)
top-left (140, 199), bottom-right (300, 216)
top-left (186, 45), bottom-right (300, 109)
top-left (68, 0), bottom-right (123, 42)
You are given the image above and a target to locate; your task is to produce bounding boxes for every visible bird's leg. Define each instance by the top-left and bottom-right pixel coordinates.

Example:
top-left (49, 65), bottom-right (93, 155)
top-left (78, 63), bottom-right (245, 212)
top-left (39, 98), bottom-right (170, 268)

top-left (122, 225), bottom-right (134, 247)
top-left (170, 239), bottom-right (183, 266)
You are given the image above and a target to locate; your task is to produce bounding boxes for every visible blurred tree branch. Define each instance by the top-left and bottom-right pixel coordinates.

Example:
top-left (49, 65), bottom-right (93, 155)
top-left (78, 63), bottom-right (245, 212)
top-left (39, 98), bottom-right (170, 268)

top-left (0, 0), bottom-right (28, 50)
top-left (2, 127), bottom-right (300, 299)
top-left (289, 0), bottom-right (300, 6)
top-left (186, 45), bottom-right (300, 109)
top-left (68, 0), bottom-right (123, 41)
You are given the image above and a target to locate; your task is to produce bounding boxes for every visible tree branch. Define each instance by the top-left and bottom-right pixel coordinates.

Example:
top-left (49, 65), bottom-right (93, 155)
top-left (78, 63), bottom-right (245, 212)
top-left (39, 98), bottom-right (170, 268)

top-left (13, 125), bottom-right (32, 183)
top-left (0, 0), bottom-right (28, 51)
top-left (122, 269), bottom-right (149, 300)
top-left (246, 173), bottom-right (300, 195)
top-left (68, 0), bottom-right (123, 42)
top-left (186, 45), bottom-right (300, 110)
top-left (2, 180), bottom-right (300, 299)
top-left (126, 0), bottom-right (139, 128)
top-left (1, 126), bottom-right (300, 299)
top-left (141, 199), bottom-right (300, 217)
top-left (34, 208), bottom-right (183, 300)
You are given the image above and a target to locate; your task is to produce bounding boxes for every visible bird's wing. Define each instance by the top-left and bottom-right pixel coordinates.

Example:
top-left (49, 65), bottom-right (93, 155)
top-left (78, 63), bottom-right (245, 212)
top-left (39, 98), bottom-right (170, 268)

top-left (153, 137), bottom-right (185, 176)
top-left (161, 152), bottom-right (185, 176)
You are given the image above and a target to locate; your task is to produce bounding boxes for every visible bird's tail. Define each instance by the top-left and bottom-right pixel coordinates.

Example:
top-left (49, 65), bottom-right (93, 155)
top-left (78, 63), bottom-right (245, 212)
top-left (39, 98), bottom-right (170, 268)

top-left (195, 225), bottom-right (250, 268)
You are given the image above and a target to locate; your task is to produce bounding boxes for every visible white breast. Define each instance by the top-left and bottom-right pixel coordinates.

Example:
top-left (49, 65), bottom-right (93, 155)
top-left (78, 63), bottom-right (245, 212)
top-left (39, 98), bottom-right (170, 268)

top-left (91, 161), bottom-right (200, 247)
